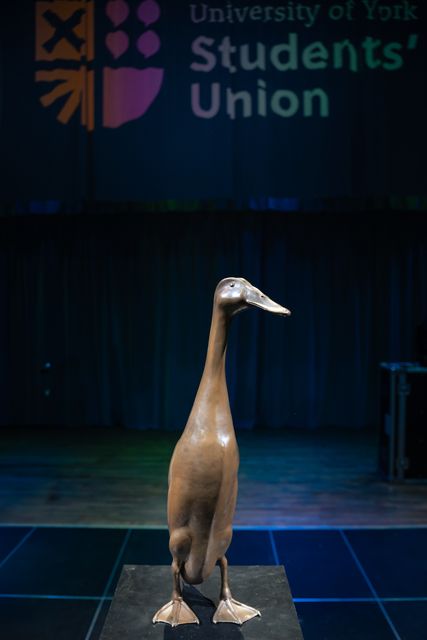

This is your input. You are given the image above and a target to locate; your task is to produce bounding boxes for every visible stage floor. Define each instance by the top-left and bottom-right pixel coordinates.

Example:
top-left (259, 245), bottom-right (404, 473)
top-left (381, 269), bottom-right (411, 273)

top-left (1, 427), bottom-right (427, 639)
top-left (0, 426), bottom-right (426, 527)
top-left (0, 525), bottom-right (426, 640)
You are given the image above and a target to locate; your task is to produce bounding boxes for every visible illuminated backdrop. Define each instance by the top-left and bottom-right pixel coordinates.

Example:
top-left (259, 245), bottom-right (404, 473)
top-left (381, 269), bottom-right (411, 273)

top-left (0, 0), bottom-right (426, 208)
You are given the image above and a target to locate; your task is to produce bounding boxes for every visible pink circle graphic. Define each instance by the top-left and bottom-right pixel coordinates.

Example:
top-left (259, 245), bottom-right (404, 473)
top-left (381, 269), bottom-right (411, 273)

top-left (106, 0), bottom-right (130, 27)
top-left (106, 31), bottom-right (130, 59)
top-left (137, 0), bottom-right (161, 26)
top-left (137, 31), bottom-right (161, 59)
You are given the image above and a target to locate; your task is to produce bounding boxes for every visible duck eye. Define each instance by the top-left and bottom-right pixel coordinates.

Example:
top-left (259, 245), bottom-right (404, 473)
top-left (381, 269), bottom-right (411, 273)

top-left (230, 282), bottom-right (235, 288)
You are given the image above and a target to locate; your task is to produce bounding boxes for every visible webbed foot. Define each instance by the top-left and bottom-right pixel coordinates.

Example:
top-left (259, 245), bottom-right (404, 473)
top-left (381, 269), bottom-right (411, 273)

top-left (213, 597), bottom-right (261, 625)
top-left (152, 597), bottom-right (200, 627)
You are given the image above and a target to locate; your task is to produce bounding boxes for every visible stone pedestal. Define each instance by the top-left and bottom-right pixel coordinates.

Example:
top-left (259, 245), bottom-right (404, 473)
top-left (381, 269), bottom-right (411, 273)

top-left (100, 565), bottom-right (303, 639)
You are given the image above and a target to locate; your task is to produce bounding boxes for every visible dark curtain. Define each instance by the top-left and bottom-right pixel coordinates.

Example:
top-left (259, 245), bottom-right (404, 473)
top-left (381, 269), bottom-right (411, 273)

top-left (1, 211), bottom-right (426, 430)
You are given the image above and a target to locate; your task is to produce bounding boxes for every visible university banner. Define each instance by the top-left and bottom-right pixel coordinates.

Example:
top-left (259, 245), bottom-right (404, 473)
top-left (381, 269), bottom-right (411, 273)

top-left (0, 0), bottom-right (426, 208)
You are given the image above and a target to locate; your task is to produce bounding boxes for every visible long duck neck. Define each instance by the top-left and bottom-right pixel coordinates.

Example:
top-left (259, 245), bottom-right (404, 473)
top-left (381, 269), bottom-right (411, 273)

top-left (202, 305), bottom-right (230, 383)
top-left (185, 304), bottom-right (234, 436)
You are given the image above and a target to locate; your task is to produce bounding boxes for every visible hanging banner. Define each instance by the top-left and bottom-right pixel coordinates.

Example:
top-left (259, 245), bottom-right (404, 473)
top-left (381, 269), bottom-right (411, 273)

top-left (0, 0), bottom-right (426, 206)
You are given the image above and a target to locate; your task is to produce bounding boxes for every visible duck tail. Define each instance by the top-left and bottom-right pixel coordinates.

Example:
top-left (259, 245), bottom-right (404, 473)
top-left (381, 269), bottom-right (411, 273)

top-left (181, 552), bottom-right (216, 585)
top-left (181, 560), bottom-right (204, 585)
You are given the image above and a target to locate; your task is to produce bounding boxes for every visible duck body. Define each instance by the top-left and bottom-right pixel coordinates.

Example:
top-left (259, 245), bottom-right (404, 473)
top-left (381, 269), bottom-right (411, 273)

top-left (153, 278), bottom-right (290, 627)
top-left (167, 300), bottom-right (239, 585)
top-left (167, 383), bottom-right (238, 585)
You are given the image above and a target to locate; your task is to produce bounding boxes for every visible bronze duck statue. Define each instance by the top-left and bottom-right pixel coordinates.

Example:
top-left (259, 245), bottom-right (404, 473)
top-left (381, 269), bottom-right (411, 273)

top-left (153, 277), bottom-right (291, 627)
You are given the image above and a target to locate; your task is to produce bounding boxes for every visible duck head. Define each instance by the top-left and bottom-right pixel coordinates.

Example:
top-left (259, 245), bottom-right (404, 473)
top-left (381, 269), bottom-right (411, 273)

top-left (214, 277), bottom-right (291, 318)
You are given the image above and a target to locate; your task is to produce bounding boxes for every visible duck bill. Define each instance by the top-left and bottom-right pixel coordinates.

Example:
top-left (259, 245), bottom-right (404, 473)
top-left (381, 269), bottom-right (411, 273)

top-left (245, 287), bottom-right (291, 317)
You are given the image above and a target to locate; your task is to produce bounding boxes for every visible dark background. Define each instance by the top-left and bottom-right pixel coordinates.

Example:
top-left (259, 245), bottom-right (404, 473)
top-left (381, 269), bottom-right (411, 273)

top-left (0, 1), bottom-right (426, 430)
top-left (1, 210), bottom-right (426, 430)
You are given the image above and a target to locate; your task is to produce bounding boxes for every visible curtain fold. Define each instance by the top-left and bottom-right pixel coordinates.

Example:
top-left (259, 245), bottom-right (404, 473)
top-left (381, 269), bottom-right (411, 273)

top-left (2, 211), bottom-right (426, 429)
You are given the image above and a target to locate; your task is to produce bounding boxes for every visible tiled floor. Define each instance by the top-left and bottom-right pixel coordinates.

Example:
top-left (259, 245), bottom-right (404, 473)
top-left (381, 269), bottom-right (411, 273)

top-left (0, 526), bottom-right (426, 639)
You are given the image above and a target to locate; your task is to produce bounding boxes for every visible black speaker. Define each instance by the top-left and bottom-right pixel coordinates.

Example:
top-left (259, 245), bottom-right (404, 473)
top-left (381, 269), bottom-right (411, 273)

top-left (379, 363), bottom-right (427, 481)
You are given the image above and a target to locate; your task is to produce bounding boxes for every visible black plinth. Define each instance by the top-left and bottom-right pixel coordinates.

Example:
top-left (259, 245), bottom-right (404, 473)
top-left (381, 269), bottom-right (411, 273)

top-left (100, 565), bottom-right (303, 640)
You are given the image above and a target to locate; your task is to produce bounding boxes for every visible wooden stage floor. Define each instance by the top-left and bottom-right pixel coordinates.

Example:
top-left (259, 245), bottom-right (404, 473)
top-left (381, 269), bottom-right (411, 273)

top-left (1, 427), bottom-right (426, 528)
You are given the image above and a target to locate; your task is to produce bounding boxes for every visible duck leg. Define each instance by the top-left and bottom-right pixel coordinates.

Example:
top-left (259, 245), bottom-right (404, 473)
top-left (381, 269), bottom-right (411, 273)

top-left (152, 559), bottom-right (199, 627)
top-left (212, 556), bottom-right (261, 625)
